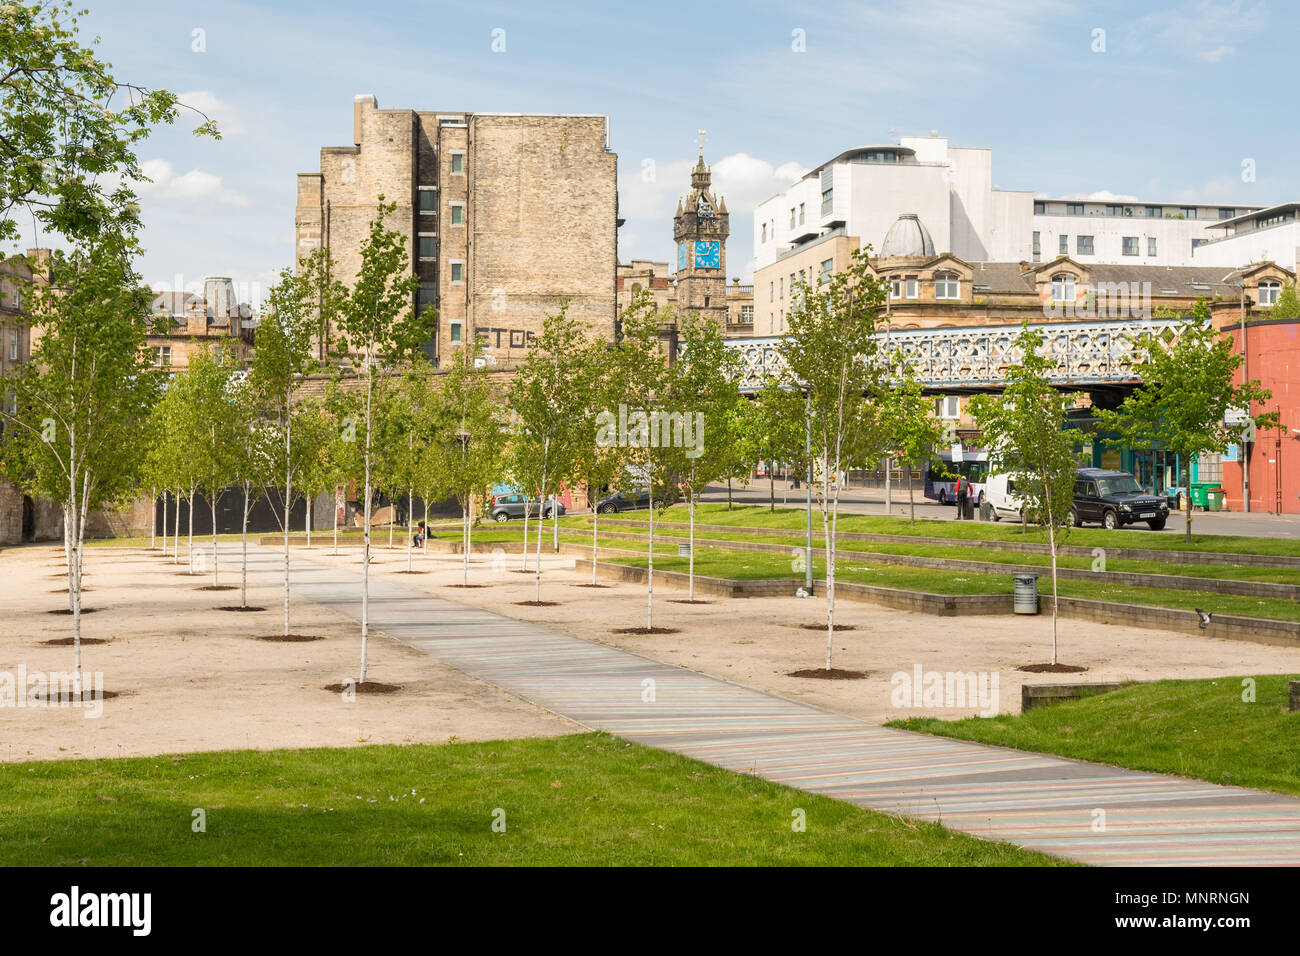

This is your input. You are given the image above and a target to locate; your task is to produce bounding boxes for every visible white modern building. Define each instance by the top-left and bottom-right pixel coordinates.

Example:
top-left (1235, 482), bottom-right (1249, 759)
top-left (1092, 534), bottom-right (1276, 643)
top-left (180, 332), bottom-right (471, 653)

top-left (1188, 202), bottom-right (1300, 273)
top-left (752, 134), bottom-right (1269, 273)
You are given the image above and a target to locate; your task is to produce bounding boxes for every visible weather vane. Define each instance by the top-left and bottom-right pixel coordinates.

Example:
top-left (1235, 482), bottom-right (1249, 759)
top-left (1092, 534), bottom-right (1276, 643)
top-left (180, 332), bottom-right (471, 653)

top-left (695, 129), bottom-right (708, 154)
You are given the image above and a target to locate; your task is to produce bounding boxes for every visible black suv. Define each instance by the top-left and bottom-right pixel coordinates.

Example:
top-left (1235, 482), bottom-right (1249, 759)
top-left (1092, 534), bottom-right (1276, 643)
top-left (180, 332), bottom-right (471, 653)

top-left (594, 488), bottom-right (673, 514)
top-left (1069, 468), bottom-right (1169, 530)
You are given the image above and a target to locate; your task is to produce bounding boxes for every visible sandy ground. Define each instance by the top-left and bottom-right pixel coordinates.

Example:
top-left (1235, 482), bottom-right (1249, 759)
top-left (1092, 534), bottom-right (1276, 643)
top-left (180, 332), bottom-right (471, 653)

top-left (306, 539), bottom-right (1300, 725)
top-left (0, 543), bottom-right (577, 763)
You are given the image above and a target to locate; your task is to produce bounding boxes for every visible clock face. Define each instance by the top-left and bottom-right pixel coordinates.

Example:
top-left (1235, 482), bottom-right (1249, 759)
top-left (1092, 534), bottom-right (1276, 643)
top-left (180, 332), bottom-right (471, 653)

top-left (693, 240), bottom-right (720, 268)
top-left (677, 242), bottom-right (687, 272)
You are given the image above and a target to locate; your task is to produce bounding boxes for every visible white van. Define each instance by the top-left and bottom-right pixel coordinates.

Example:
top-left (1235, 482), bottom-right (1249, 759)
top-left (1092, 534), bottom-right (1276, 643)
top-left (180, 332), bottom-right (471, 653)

top-left (983, 472), bottom-right (1024, 521)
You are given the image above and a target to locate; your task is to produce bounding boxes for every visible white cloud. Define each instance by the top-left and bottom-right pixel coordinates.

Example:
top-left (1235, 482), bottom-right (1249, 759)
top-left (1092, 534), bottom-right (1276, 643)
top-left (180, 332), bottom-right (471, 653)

top-left (177, 90), bottom-right (245, 136)
top-left (619, 152), bottom-right (803, 222)
top-left (1196, 44), bottom-right (1235, 62)
top-left (1126, 1), bottom-right (1265, 62)
top-left (1043, 189), bottom-right (1141, 201)
top-left (137, 159), bottom-right (250, 207)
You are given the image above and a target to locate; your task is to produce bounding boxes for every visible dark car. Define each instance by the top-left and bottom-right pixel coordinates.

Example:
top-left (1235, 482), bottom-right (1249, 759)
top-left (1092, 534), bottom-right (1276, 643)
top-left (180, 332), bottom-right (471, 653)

top-left (489, 493), bottom-right (565, 523)
top-left (594, 488), bottom-right (673, 514)
top-left (1069, 468), bottom-right (1169, 530)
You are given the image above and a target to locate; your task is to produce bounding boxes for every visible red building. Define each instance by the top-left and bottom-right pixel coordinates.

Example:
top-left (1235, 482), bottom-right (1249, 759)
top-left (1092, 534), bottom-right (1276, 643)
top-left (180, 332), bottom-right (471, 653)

top-left (1218, 316), bottom-right (1300, 514)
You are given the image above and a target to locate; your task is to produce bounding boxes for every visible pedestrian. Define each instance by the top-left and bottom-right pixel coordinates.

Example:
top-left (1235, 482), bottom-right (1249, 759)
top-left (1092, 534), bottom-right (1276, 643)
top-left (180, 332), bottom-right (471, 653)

top-left (955, 474), bottom-right (969, 520)
top-left (412, 520), bottom-right (426, 548)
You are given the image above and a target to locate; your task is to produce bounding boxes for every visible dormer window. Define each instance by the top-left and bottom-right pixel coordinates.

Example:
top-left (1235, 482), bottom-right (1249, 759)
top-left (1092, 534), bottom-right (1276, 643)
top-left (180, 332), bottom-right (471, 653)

top-left (1051, 273), bottom-right (1076, 302)
top-left (934, 271), bottom-right (960, 300)
top-left (1259, 278), bottom-right (1281, 306)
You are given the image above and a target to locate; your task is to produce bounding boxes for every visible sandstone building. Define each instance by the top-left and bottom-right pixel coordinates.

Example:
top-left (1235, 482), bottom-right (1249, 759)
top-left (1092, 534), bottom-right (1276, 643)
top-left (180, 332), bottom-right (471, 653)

top-left (146, 276), bottom-right (255, 369)
top-left (296, 96), bottom-right (618, 367)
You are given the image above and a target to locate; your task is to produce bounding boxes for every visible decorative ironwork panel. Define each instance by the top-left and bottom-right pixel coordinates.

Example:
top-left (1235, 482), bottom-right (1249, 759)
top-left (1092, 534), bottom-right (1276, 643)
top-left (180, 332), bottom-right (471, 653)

top-left (724, 318), bottom-right (1188, 391)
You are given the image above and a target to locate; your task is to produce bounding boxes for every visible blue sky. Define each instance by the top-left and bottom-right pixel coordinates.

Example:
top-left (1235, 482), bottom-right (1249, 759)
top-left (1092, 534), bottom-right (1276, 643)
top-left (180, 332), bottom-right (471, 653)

top-left (26, 0), bottom-right (1292, 305)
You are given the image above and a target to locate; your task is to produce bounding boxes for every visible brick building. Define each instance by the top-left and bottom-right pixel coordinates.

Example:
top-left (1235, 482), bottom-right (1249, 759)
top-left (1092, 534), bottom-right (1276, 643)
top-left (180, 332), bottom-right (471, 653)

top-left (296, 96), bottom-right (618, 367)
top-left (146, 276), bottom-right (255, 370)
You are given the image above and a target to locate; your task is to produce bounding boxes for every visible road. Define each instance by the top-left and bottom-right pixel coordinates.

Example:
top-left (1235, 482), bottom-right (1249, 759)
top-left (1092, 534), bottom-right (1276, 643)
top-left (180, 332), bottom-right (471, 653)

top-left (701, 478), bottom-right (1300, 539)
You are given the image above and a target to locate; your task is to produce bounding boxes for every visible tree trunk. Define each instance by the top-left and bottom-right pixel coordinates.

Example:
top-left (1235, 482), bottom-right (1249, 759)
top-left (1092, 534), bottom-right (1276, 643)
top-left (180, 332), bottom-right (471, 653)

top-left (1047, 478), bottom-right (1060, 666)
top-left (360, 358), bottom-right (373, 684)
top-left (769, 460), bottom-right (774, 513)
top-left (727, 477), bottom-right (732, 510)
top-left (173, 488), bottom-right (181, 563)
top-left (521, 497), bottom-right (530, 571)
top-left (823, 453), bottom-right (836, 671)
top-left (407, 486), bottom-right (414, 572)
top-left (305, 491), bottom-right (312, 548)
top-left (1184, 462), bottom-right (1193, 544)
top-left (552, 493), bottom-right (559, 553)
top-left (908, 469), bottom-right (915, 523)
top-left (150, 486), bottom-right (156, 549)
top-left (388, 498), bottom-right (394, 550)
top-left (591, 506), bottom-right (599, 585)
top-left (283, 412), bottom-right (292, 639)
top-left (423, 494), bottom-right (429, 561)
top-left (647, 473), bottom-right (655, 631)
top-left (534, 482), bottom-right (545, 604)
top-left (462, 497), bottom-right (470, 587)
top-left (210, 491), bottom-right (218, 587)
top-left (187, 485), bottom-right (195, 573)
top-left (688, 491), bottom-right (696, 601)
top-left (332, 485), bottom-right (340, 556)
top-left (160, 490), bottom-right (168, 557)
top-left (241, 484), bottom-right (250, 609)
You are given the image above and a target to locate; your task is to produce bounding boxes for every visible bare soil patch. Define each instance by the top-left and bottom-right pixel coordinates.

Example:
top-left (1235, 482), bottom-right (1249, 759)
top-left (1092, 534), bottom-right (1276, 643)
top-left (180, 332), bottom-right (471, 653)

top-left (613, 626), bottom-right (680, 635)
top-left (39, 637), bottom-right (110, 646)
top-left (216, 606), bottom-right (265, 612)
top-left (322, 680), bottom-right (402, 695)
top-left (788, 668), bottom-right (869, 680)
top-left (256, 634), bottom-right (324, 643)
top-left (1017, 663), bottom-right (1090, 674)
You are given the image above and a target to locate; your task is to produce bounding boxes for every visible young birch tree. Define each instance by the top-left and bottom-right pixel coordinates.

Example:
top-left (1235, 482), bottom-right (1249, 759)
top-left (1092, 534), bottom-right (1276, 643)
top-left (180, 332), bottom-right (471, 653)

top-left (664, 309), bottom-right (742, 601)
top-left (331, 199), bottom-right (427, 682)
top-left (0, 241), bottom-right (159, 698)
top-left (969, 325), bottom-right (1081, 666)
top-left (1093, 301), bottom-right (1278, 543)
top-left (778, 249), bottom-right (889, 670)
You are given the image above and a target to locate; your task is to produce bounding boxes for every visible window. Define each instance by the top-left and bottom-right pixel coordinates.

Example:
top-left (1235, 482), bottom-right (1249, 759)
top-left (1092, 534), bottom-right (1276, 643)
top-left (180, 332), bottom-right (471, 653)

top-left (1034, 201), bottom-right (1045, 214)
top-left (417, 234), bottom-right (437, 260)
top-left (1219, 207), bottom-right (1234, 219)
top-left (740, 305), bottom-right (753, 324)
top-left (905, 276), bottom-right (918, 298)
top-left (450, 261), bottom-right (464, 284)
top-left (761, 223), bottom-right (766, 243)
top-left (449, 203), bottom-right (465, 226)
top-left (8, 330), bottom-right (16, 361)
top-left (1122, 236), bottom-right (1139, 256)
top-left (418, 187), bottom-right (437, 214)
top-left (1180, 207), bottom-right (1197, 220)
top-left (934, 271), bottom-right (960, 299)
top-left (789, 208), bottom-right (796, 229)
top-left (799, 203), bottom-right (805, 225)
top-left (1147, 237), bottom-right (1157, 256)
top-left (1066, 203), bottom-right (1084, 216)
top-left (417, 282), bottom-right (437, 315)
top-left (1076, 235), bottom-right (1094, 255)
top-left (1058, 234), bottom-right (1068, 255)
top-left (153, 345), bottom-right (171, 367)
top-left (1259, 279), bottom-right (1281, 306)
top-left (889, 276), bottom-right (902, 299)
top-left (1032, 231), bottom-right (1041, 257)
top-left (450, 152), bottom-right (465, 174)
top-left (769, 282), bottom-right (774, 303)
top-left (778, 277), bottom-right (783, 299)
top-left (450, 322), bottom-right (462, 344)
top-left (937, 396), bottom-right (960, 419)
top-left (1051, 273), bottom-right (1075, 301)
top-left (1105, 204), bottom-right (1123, 217)
top-left (820, 168), bottom-right (833, 216)
top-left (1145, 205), bottom-right (1162, 218)
top-left (820, 258), bottom-right (833, 283)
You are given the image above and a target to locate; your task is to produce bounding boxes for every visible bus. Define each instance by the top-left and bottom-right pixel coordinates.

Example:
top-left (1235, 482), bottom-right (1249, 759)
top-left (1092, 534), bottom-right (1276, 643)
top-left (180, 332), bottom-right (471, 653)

top-left (923, 451), bottom-right (990, 505)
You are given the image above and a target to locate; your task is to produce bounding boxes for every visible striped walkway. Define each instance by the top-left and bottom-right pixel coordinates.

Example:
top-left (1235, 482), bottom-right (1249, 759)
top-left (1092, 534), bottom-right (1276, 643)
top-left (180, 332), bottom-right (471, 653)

top-left (243, 545), bottom-right (1300, 866)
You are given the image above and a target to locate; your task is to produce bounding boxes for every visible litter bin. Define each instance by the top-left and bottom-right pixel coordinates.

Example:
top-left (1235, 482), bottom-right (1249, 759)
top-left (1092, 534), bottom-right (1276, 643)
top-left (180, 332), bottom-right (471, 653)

top-left (1190, 481), bottom-right (1215, 510)
top-left (1207, 488), bottom-right (1225, 512)
top-left (1013, 574), bottom-right (1039, 615)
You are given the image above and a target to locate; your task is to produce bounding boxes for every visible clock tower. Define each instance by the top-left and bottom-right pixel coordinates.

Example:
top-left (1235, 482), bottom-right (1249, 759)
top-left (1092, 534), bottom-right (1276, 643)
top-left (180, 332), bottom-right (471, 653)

top-left (672, 152), bottom-right (729, 328)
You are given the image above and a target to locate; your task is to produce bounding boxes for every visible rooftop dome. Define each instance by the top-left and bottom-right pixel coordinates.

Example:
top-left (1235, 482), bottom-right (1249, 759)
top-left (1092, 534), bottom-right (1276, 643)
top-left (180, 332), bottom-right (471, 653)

top-left (879, 213), bottom-right (935, 258)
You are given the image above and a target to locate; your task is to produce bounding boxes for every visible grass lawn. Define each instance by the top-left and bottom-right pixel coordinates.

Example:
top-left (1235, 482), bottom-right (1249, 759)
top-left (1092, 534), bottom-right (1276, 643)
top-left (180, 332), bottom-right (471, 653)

top-left (888, 676), bottom-right (1300, 798)
top-left (608, 549), bottom-right (1300, 624)
top-left (0, 734), bottom-right (1063, 866)
top-left (618, 503), bottom-right (1300, 558)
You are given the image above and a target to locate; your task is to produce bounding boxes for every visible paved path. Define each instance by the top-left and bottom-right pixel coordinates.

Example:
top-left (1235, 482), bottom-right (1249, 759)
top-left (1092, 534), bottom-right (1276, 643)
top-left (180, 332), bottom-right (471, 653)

top-left (242, 545), bottom-right (1300, 866)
